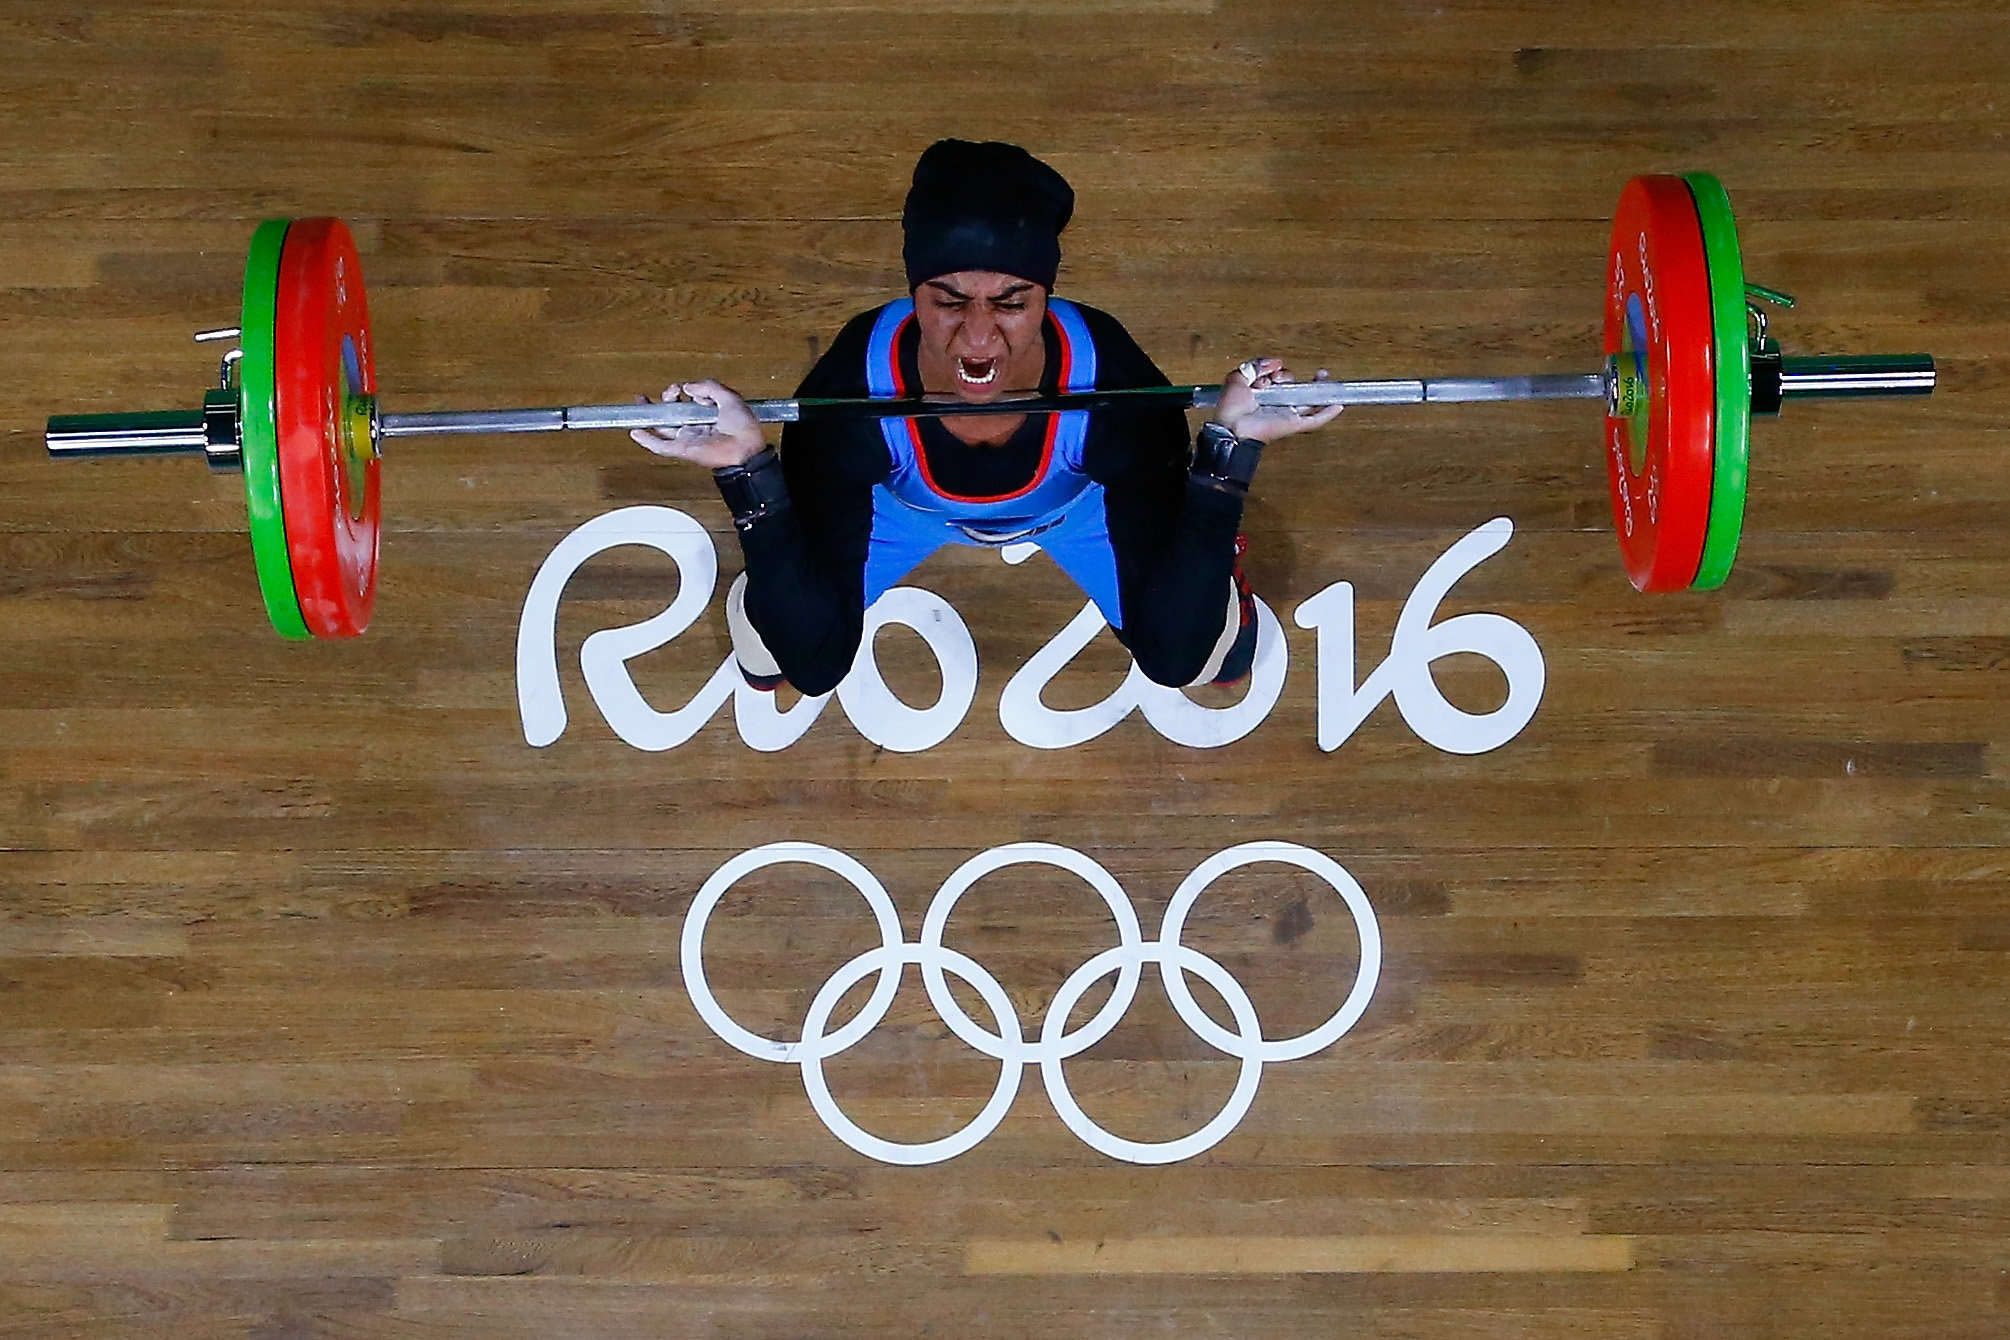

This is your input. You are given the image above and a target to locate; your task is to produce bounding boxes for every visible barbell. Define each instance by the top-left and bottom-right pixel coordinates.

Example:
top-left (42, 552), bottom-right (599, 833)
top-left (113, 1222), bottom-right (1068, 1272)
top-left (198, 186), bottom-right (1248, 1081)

top-left (45, 173), bottom-right (1937, 639)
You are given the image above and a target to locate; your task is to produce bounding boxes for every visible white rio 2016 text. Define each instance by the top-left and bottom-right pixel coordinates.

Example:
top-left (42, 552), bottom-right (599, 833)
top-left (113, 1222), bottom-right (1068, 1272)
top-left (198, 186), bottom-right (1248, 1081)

top-left (517, 509), bottom-right (1544, 756)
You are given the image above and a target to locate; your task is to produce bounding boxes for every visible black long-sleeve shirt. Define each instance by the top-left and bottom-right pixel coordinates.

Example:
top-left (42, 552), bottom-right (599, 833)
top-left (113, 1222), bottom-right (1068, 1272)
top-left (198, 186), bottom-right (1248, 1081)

top-left (730, 300), bottom-right (1245, 695)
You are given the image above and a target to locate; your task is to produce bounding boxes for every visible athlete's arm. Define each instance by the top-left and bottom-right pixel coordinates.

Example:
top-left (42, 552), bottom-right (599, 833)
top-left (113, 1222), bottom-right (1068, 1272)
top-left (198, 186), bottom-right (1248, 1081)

top-left (734, 411), bottom-right (884, 697)
top-left (1074, 307), bottom-right (1248, 687)
top-left (629, 315), bottom-right (890, 698)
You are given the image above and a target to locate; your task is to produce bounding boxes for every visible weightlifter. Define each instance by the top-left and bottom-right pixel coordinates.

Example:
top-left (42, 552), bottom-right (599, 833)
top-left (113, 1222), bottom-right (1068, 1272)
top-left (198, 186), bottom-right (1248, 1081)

top-left (634, 139), bottom-right (1340, 696)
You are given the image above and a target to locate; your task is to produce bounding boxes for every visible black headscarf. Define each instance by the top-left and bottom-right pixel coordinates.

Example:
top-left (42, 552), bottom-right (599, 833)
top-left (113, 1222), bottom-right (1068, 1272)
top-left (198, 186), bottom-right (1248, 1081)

top-left (901, 139), bottom-right (1075, 291)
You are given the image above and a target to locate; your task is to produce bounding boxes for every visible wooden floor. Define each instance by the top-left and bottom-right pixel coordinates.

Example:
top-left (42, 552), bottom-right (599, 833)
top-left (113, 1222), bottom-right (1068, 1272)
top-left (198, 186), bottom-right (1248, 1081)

top-left (4, 1), bottom-right (2008, 1335)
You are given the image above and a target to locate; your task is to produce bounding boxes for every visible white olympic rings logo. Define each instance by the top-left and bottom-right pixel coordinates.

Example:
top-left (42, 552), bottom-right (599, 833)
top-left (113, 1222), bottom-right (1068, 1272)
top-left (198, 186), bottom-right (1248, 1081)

top-left (681, 840), bottom-right (1382, 1166)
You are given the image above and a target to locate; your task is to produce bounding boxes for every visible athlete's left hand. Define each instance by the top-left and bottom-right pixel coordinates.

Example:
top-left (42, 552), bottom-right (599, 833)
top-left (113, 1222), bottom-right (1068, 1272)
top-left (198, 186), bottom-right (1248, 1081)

top-left (1212, 358), bottom-right (1343, 443)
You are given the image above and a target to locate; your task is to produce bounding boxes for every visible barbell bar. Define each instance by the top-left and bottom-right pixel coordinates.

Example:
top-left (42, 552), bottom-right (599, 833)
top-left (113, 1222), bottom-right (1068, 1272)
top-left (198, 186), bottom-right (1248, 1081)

top-left (47, 361), bottom-right (1935, 453)
top-left (44, 374), bottom-right (1610, 456)
top-left (43, 173), bottom-right (1937, 637)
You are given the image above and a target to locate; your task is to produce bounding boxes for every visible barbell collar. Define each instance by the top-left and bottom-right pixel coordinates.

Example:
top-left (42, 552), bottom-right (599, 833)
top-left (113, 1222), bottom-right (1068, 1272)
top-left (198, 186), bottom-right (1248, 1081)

top-left (201, 388), bottom-right (244, 473)
top-left (1751, 344), bottom-right (1784, 416)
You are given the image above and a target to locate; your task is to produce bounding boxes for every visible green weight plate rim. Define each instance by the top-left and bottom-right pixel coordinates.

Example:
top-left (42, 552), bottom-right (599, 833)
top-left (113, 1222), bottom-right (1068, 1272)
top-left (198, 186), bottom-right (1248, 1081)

top-left (1683, 173), bottom-right (1750, 590)
top-left (240, 219), bottom-right (311, 639)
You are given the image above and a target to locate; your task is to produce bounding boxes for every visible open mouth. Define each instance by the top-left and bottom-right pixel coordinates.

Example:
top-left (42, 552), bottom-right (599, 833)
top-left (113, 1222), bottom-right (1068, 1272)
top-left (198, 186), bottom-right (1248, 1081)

top-left (956, 357), bottom-right (999, 387)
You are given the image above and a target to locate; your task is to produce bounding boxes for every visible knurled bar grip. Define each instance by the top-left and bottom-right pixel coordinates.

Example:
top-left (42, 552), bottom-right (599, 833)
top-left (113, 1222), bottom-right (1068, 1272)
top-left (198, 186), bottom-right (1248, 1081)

top-left (374, 374), bottom-right (1614, 439)
top-left (365, 359), bottom-right (1929, 437)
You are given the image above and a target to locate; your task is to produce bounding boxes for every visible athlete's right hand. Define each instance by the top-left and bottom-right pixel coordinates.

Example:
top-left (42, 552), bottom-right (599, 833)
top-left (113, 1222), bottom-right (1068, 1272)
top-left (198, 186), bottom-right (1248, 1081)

top-left (631, 380), bottom-right (767, 468)
top-left (1212, 358), bottom-right (1343, 444)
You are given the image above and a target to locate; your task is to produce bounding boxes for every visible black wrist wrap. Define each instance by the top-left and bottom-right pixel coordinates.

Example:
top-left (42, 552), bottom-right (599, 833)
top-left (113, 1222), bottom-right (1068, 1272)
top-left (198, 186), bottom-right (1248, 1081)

top-left (713, 448), bottom-right (791, 530)
top-left (1190, 422), bottom-right (1264, 495)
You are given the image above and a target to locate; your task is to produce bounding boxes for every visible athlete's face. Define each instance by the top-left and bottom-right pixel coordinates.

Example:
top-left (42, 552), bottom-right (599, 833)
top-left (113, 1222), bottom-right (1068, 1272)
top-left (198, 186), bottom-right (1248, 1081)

top-left (913, 271), bottom-right (1048, 403)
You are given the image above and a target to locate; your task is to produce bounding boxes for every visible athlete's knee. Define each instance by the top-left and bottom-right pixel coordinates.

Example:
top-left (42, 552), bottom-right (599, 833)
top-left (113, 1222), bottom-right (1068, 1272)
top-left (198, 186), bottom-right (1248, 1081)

top-left (1121, 620), bottom-right (1216, 689)
top-left (1122, 576), bottom-right (1249, 689)
top-left (1130, 645), bottom-right (1208, 689)
top-left (729, 571), bottom-right (856, 698)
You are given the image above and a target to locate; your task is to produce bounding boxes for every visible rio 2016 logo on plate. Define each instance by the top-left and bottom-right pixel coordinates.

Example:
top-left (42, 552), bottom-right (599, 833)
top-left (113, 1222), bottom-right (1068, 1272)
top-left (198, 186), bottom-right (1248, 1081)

top-left (518, 509), bottom-right (1544, 756)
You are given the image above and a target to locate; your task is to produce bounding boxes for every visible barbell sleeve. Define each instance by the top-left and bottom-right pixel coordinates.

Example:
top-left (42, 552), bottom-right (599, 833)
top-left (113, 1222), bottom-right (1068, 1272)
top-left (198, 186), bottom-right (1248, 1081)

top-left (46, 410), bottom-right (210, 458)
top-left (1777, 354), bottom-right (1937, 398)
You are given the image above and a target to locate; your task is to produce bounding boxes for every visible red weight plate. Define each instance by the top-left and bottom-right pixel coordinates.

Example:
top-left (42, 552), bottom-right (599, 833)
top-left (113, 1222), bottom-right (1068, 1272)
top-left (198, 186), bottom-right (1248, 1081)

top-left (1603, 176), bottom-right (1716, 592)
top-left (274, 218), bottom-right (381, 636)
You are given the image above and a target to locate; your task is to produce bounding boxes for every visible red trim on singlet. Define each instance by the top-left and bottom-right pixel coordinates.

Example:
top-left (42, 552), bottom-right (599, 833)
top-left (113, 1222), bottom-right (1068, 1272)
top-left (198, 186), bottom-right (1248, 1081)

top-left (890, 314), bottom-right (914, 396)
top-left (901, 309), bottom-right (1071, 506)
